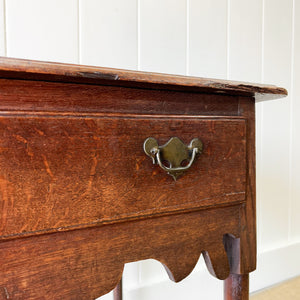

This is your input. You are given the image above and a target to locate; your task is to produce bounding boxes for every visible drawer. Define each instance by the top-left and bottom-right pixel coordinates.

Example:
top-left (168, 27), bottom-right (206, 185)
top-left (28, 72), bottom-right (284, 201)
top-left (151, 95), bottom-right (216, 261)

top-left (0, 114), bottom-right (246, 239)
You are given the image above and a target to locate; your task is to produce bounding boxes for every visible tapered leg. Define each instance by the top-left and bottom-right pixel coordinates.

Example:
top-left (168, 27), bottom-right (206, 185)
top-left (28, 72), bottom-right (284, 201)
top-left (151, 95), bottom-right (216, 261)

top-left (113, 277), bottom-right (123, 300)
top-left (224, 273), bottom-right (249, 300)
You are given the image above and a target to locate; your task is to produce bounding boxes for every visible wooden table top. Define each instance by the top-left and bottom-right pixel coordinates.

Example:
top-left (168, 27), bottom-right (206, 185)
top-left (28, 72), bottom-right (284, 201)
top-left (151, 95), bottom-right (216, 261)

top-left (0, 57), bottom-right (287, 101)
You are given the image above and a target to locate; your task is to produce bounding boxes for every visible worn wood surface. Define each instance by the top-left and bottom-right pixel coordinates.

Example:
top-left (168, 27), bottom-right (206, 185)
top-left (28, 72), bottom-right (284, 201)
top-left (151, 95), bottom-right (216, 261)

top-left (0, 57), bottom-right (287, 101)
top-left (0, 115), bottom-right (246, 240)
top-left (0, 79), bottom-right (240, 116)
top-left (238, 97), bottom-right (257, 274)
top-left (0, 59), bottom-right (288, 299)
top-left (222, 97), bottom-right (257, 276)
top-left (0, 206), bottom-right (240, 300)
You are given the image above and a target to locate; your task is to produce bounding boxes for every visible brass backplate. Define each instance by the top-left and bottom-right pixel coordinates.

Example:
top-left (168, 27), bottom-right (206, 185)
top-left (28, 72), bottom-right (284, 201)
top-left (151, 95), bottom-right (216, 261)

top-left (143, 137), bottom-right (203, 180)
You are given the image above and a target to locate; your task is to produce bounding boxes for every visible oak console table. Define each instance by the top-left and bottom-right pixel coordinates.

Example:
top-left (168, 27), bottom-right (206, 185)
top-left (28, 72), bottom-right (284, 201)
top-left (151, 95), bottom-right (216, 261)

top-left (0, 57), bottom-right (287, 300)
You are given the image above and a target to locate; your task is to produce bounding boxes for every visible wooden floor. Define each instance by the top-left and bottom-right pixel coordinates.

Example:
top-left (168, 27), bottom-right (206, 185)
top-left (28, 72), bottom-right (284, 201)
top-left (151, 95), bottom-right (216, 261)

top-left (251, 276), bottom-right (300, 299)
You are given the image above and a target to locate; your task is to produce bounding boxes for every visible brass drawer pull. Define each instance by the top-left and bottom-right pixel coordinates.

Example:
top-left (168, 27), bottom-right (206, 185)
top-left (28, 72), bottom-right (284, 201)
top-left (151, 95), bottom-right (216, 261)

top-left (143, 137), bottom-right (203, 180)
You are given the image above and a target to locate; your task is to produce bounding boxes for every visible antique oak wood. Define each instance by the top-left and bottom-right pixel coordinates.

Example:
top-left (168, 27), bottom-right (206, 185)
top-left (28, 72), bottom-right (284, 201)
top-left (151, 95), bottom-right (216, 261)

top-left (0, 57), bottom-right (287, 300)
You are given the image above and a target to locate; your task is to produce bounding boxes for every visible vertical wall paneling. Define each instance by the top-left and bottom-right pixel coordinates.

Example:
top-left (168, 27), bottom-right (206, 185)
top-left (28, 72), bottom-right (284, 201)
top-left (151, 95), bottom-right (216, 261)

top-left (137, 0), bottom-right (141, 70)
top-left (189, 0), bottom-right (228, 78)
top-left (80, 0), bottom-right (138, 70)
top-left (186, 0), bottom-right (190, 75)
top-left (5, 0), bottom-right (79, 63)
top-left (291, 0), bottom-right (300, 241)
top-left (0, 0), bottom-right (5, 55)
top-left (139, 0), bottom-right (186, 75)
top-left (260, 0), bottom-right (293, 249)
top-left (228, 0), bottom-right (263, 82)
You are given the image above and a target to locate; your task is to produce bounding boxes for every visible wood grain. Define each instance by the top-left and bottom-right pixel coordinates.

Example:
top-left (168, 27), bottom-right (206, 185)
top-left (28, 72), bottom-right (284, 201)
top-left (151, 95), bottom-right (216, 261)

top-left (238, 97), bottom-right (257, 274)
top-left (0, 79), bottom-right (240, 116)
top-left (0, 58), bottom-right (287, 299)
top-left (0, 206), bottom-right (240, 300)
top-left (0, 115), bottom-right (246, 240)
top-left (0, 57), bottom-right (287, 101)
top-left (223, 97), bottom-right (257, 276)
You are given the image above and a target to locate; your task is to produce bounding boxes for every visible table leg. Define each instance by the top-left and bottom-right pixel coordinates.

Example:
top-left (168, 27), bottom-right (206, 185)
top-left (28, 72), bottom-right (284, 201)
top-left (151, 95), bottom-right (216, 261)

top-left (113, 277), bottom-right (123, 300)
top-left (224, 273), bottom-right (249, 300)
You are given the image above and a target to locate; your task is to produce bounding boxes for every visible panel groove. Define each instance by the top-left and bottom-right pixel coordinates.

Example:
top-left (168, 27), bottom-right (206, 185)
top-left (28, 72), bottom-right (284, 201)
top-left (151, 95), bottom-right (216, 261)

top-left (288, 0), bottom-right (296, 242)
top-left (0, 0), bottom-right (6, 56)
top-left (186, 0), bottom-right (190, 76)
top-left (226, 0), bottom-right (231, 80)
top-left (77, 0), bottom-right (81, 64)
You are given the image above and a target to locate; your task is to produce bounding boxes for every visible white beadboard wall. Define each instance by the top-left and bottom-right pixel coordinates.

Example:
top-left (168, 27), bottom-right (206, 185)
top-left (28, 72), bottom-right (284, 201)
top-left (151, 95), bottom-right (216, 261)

top-left (0, 0), bottom-right (300, 299)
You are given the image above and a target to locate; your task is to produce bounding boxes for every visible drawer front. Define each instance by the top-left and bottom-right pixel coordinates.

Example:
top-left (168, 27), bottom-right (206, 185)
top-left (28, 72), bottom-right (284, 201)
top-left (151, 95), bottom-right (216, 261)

top-left (0, 115), bottom-right (246, 239)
